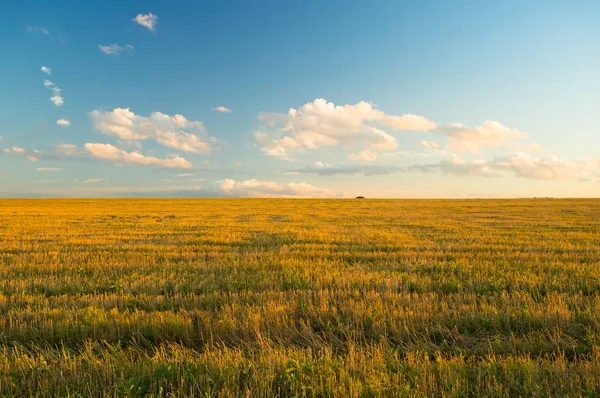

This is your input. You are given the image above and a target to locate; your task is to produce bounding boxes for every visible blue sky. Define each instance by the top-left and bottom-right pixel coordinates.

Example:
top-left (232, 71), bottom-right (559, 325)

top-left (1, 0), bottom-right (599, 197)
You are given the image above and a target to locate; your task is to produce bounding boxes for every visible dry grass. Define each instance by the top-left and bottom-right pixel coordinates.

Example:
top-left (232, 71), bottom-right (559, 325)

top-left (0, 198), bottom-right (599, 397)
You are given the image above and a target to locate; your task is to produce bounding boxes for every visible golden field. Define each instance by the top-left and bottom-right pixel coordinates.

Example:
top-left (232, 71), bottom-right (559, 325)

top-left (1, 198), bottom-right (600, 397)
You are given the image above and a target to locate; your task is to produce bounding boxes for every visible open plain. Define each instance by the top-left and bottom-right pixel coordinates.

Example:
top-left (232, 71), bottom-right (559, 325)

top-left (1, 199), bottom-right (600, 397)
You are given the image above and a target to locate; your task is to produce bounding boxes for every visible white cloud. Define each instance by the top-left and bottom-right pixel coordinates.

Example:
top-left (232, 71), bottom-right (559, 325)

top-left (27, 25), bottom-right (49, 35)
top-left (41, 71), bottom-right (65, 107)
top-left (156, 131), bottom-right (212, 154)
top-left (493, 152), bottom-right (580, 181)
top-left (379, 114), bottom-right (438, 131)
top-left (90, 108), bottom-right (214, 154)
top-left (125, 44), bottom-right (134, 51)
top-left (412, 152), bottom-right (583, 181)
top-left (2, 146), bottom-right (25, 154)
top-left (439, 121), bottom-right (527, 153)
top-left (175, 173), bottom-right (195, 177)
top-left (36, 167), bottom-right (62, 172)
top-left (256, 98), bottom-right (435, 159)
top-left (44, 78), bottom-right (64, 107)
top-left (203, 178), bottom-right (343, 198)
top-left (57, 119), bottom-right (71, 127)
top-left (438, 155), bottom-right (499, 177)
top-left (50, 87), bottom-right (64, 106)
top-left (212, 106), bottom-right (232, 113)
top-left (368, 127), bottom-right (399, 151)
top-left (133, 13), bottom-right (158, 31)
top-left (99, 44), bottom-right (123, 55)
top-left (84, 143), bottom-right (192, 168)
top-left (3, 143), bottom-right (191, 169)
top-left (255, 99), bottom-right (542, 162)
top-left (81, 177), bottom-right (107, 184)
top-left (35, 179), bottom-right (56, 184)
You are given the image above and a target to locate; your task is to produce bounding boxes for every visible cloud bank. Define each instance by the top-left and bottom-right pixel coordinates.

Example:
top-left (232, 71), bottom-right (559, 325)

top-left (202, 178), bottom-right (344, 198)
top-left (84, 143), bottom-right (192, 168)
top-left (90, 108), bottom-right (215, 154)
top-left (255, 98), bottom-right (436, 161)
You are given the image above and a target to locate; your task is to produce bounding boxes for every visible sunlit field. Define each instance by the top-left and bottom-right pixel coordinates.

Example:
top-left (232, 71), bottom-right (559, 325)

top-left (1, 199), bottom-right (600, 397)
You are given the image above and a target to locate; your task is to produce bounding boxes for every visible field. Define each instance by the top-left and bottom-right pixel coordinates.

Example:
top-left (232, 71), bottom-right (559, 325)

top-left (1, 199), bottom-right (600, 397)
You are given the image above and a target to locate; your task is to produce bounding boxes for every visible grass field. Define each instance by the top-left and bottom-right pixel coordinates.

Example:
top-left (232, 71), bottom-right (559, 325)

top-left (1, 199), bottom-right (600, 397)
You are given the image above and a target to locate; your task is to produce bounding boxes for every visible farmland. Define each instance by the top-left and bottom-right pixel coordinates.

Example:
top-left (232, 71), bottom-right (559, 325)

top-left (1, 199), bottom-right (600, 397)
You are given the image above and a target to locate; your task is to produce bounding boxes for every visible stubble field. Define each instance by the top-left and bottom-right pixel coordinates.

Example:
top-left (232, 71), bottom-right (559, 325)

top-left (1, 199), bottom-right (600, 397)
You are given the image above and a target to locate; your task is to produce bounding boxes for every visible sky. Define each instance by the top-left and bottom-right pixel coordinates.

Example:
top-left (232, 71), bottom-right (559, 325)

top-left (1, 0), bottom-right (600, 198)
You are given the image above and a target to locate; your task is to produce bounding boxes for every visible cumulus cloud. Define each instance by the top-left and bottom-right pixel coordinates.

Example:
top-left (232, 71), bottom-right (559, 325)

top-left (437, 155), bottom-right (500, 177)
top-left (56, 118), bottom-right (70, 127)
top-left (3, 146), bottom-right (25, 154)
top-left (439, 121), bottom-right (527, 153)
top-left (255, 98), bottom-right (542, 162)
top-left (2, 142), bottom-right (196, 170)
top-left (41, 66), bottom-right (51, 75)
top-left (156, 131), bottom-right (212, 154)
top-left (255, 98), bottom-right (435, 160)
top-left (44, 77), bottom-right (64, 106)
top-left (212, 106), bottom-right (232, 113)
top-left (202, 178), bottom-right (343, 198)
top-left (133, 13), bottom-right (158, 31)
top-left (90, 108), bottom-right (214, 154)
top-left (493, 152), bottom-right (580, 181)
top-left (49, 87), bottom-right (64, 106)
top-left (84, 143), bottom-right (192, 168)
top-left (412, 152), bottom-right (583, 181)
top-left (36, 167), bottom-right (62, 172)
top-left (3, 142), bottom-right (191, 169)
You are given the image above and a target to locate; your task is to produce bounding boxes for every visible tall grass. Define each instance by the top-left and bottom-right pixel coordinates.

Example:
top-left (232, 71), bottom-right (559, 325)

top-left (0, 198), bottom-right (599, 396)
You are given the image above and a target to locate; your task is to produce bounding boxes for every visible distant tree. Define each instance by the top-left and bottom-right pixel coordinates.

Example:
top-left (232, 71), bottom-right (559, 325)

top-left (356, 196), bottom-right (365, 199)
